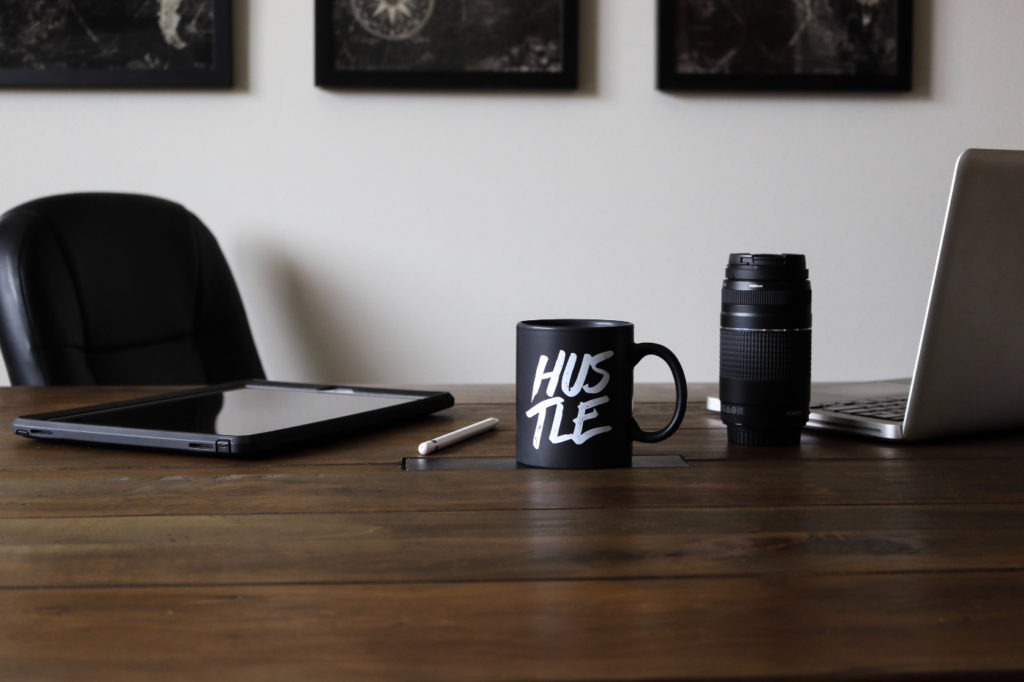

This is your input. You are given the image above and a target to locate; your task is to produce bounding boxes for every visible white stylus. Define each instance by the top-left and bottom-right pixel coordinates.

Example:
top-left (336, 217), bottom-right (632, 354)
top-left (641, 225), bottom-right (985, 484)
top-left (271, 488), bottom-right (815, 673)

top-left (418, 418), bottom-right (499, 455)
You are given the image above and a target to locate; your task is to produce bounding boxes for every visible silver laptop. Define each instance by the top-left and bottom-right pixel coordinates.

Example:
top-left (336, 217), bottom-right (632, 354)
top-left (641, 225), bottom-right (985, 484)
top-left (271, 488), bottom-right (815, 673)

top-left (710, 149), bottom-right (1024, 441)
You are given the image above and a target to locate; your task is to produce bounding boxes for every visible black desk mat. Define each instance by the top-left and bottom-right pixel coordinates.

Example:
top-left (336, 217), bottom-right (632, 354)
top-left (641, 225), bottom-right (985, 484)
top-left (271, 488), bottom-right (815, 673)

top-left (402, 455), bottom-right (689, 471)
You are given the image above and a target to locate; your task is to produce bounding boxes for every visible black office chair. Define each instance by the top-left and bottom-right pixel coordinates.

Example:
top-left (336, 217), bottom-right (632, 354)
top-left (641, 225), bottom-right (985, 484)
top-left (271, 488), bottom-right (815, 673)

top-left (0, 193), bottom-right (265, 385)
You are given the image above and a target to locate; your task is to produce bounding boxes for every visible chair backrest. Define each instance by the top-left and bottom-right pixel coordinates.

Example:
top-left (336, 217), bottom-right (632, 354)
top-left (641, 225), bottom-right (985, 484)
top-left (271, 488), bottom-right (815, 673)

top-left (0, 193), bottom-right (265, 385)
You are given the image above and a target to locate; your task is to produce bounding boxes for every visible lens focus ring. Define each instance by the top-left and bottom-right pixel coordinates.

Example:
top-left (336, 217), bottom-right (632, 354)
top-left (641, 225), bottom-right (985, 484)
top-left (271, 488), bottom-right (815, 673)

top-left (721, 288), bottom-right (811, 306)
top-left (720, 329), bottom-right (811, 382)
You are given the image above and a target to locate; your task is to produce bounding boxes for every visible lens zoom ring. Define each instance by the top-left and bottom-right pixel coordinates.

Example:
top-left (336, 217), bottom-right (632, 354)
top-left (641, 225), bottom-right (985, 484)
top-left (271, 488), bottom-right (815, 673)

top-left (722, 289), bottom-right (811, 306)
top-left (720, 329), bottom-right (811, 381)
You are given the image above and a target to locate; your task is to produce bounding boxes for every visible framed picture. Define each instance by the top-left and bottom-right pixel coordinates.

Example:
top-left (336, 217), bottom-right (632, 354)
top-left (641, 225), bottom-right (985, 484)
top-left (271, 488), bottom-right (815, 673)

top-left (316, 0), bottom-right (578, 89)
top-left (657, 0), bottom-right (912, 91)
top-left (0, 0), bottom-right (232, 88)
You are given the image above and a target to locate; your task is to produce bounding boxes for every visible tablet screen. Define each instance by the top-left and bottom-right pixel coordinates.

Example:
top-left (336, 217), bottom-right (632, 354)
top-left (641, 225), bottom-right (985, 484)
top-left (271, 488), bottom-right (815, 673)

top-left (59, 385), bottom-right (419, 436)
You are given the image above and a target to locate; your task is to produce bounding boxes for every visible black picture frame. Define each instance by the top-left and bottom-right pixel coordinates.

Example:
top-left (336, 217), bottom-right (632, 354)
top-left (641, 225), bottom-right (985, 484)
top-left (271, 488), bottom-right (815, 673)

top-left (657, 0), bottom-right (912, 92)
top-left (316, 0), bottom-right (578, 89)
top-left (0, 0), bottom-right (233, 88)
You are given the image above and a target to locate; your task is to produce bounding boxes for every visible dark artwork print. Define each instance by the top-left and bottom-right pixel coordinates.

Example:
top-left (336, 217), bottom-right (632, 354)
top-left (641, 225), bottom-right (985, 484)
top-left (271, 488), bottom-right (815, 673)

top-left (0, 0), bottom-right (216, 71)
top-left (331, 0), bottom-right (565, 73)
top-left (672, 0), bottom-right (902, 77)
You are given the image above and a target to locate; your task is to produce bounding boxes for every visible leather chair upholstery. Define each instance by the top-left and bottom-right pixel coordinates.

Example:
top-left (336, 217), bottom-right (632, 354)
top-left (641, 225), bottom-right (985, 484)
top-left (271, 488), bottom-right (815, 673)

top-left (0, 193), bottom-right (264, 385)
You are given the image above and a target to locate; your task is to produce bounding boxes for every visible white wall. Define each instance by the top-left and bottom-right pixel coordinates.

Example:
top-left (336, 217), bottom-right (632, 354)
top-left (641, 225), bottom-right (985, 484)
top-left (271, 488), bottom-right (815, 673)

top-left (2, 1), bottom-right (1022, 387)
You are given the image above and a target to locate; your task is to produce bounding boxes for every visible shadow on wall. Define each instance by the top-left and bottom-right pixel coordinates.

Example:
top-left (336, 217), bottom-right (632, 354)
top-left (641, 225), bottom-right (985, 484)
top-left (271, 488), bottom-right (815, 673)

top-left (242, 241), bottom-right (374, 384)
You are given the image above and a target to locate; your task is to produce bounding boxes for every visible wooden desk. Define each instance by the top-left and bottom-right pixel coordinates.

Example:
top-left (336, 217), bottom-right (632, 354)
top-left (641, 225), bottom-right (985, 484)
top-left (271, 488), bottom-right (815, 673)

top-left (2, 384), bottom-right (1024, 681)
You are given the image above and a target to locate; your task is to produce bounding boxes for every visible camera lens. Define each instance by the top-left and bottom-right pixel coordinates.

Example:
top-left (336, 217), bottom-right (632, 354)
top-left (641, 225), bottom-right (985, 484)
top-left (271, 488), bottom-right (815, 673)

top-left (719, 253), bottom-right (811, 445)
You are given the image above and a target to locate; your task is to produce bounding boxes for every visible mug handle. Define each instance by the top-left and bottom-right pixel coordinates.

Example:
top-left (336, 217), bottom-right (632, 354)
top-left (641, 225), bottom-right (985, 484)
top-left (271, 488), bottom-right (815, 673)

top-left (630, 342), bottom-right (687, 443)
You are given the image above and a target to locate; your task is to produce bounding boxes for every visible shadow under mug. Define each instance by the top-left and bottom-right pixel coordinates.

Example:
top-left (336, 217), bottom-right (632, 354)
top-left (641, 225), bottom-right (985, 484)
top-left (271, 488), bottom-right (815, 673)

top-left (516, 319), bottom-right (687, 469)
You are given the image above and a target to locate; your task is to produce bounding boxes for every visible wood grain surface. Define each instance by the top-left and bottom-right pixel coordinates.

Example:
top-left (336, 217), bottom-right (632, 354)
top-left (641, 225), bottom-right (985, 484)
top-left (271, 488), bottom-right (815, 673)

top-left (1, 384), bottom-right (1023, 681)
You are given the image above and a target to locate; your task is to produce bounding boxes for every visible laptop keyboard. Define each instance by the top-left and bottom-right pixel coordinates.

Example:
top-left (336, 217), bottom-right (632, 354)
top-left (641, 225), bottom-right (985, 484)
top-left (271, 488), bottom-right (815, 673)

top-left (811, 396), bottom-right (908, 423)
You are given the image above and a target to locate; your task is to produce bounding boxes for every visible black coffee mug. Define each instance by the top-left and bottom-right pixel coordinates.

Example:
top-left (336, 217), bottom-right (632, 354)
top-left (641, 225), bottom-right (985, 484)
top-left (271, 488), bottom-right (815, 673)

top-left (516, 319), bottom-right (687, 469)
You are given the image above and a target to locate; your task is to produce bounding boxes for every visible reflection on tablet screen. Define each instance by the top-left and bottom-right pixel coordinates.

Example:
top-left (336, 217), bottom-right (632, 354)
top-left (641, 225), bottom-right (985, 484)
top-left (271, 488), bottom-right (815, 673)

top-left (61, 386), bottom-right (417, 436)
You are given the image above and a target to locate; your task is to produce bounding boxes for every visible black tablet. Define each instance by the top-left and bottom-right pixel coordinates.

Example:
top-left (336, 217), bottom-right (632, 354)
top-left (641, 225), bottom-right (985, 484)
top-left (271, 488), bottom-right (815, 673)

top-left (12, 380), bottom-right (454, 457)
